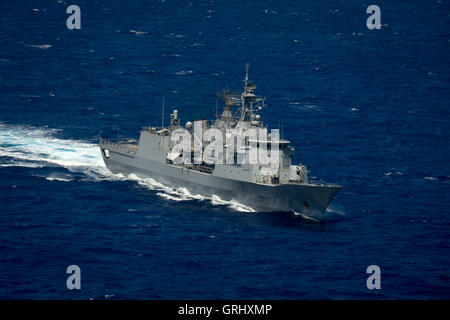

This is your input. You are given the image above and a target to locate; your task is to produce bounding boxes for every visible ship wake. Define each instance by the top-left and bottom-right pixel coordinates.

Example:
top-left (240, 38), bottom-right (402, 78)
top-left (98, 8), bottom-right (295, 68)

top-left (127, 174), bottom-right (255, 212)
top-left (0, 123), bottom-right (255, 212)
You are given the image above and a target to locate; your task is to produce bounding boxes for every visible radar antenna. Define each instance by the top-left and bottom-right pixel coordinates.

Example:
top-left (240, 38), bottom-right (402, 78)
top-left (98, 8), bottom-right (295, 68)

top-left (244, 63), bottom-right (250, 92)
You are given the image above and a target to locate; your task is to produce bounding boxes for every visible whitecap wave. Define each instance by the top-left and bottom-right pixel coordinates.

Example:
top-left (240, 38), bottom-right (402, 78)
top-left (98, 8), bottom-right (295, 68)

top-left (45, 175), bottom-right (73, 182)
top-left (0, 124), bottom-right (254, 212)
top-left (0, 162), bottom-right (45, 168)
top-left (174, 70), bottom-right (193, 75)
top-left (129, 30), bottom-right (148, 36)
top-left (26, 44), bottom-right (52, 49)
top-left (384, 171), bottom-right (403, 176)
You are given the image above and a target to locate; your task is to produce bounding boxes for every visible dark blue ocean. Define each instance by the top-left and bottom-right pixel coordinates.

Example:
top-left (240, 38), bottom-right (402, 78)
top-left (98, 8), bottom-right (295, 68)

top-left (0, 0), bottom-right (449, 299)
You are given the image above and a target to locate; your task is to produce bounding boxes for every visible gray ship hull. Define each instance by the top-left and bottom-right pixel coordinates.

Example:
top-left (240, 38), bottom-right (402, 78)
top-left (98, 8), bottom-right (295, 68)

top-left (101, 149), bottom-right (341, 221)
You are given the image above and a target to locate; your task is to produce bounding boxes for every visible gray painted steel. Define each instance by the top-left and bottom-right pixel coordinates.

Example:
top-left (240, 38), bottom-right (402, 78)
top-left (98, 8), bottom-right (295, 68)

top-left (100, 148), bottom-right (340, 220)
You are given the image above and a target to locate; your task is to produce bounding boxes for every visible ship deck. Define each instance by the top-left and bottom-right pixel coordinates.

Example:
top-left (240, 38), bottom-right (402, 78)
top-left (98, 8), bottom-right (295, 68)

top-left (99, 138), bottom-right (138, 157)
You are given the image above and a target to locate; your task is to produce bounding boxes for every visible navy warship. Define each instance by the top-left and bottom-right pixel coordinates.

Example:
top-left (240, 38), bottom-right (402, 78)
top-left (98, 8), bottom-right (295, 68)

top-left (99, 66), bottom-right (341, 220)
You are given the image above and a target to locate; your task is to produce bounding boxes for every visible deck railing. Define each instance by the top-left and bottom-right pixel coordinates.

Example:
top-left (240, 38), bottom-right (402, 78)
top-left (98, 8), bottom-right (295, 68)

top-left (99, 138), bottom-right (138, 157)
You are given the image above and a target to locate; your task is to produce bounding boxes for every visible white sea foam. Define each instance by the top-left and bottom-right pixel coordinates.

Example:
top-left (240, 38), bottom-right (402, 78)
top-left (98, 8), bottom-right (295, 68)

top-left (210, 195), bottom-right (255, 212)
top-left (384, 171), bottom-right (403, 176)
top-left (292, 211), bottom-right (320, 222)
top-left (127, 173), bottom-right (254, 212)
top-left (326, 204), bottom-right (346, 217)
top-left (129, 30), bottom-right (148, 36)
top-left (26, 44), bottom-right (52, 49)
top-left (289, 103), bottom-right (320, 111)
top-left (45, 175), bottom-right (73, 182)
top-left (0, 123), bottom-right (111, 179)
top-left (0, 162), bottom-right (45, 168)
top-left (174, 70), bottom-right (193, 75)
top-left (0, 124), bottom-right (254, 212)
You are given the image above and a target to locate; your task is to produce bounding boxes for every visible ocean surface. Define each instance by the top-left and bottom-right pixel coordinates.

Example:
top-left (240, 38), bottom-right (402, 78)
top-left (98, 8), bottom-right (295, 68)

top-left (0, 0), bottom-right (449, 299)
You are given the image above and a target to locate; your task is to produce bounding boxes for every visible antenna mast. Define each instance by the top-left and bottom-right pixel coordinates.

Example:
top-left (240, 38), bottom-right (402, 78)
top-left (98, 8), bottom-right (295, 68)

top-left (162, 97), bottom-right (165, 128)
top-left (244, 63), bottom-right (250, 93)
top-left (216, 92), bottom-right (218, 118)
top-left (240, 63), bottom-right (250, 121)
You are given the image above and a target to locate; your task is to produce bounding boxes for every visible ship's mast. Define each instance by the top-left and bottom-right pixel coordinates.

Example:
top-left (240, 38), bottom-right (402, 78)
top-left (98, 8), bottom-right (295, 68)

top-left (244, 63), bottom-right (249, 93)
top-left (216, 64), bottom-right (265, 127)
top-left (239, 63), bottom-right (260, 123)
top-left (161, 96), bottom-right (165, 128)
top-left (215, 93), bottom-right (218, 119)
top-left (240, 63), bottom-right (250, 122)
